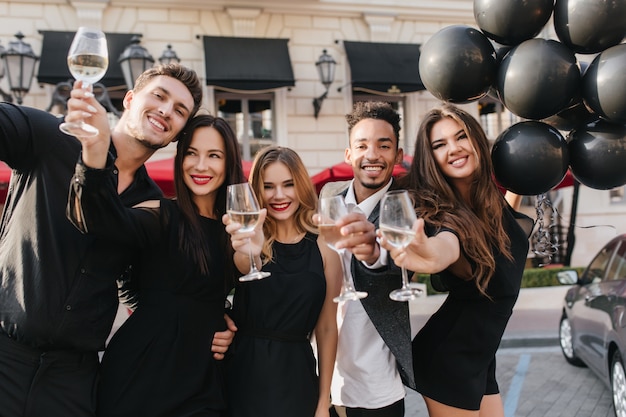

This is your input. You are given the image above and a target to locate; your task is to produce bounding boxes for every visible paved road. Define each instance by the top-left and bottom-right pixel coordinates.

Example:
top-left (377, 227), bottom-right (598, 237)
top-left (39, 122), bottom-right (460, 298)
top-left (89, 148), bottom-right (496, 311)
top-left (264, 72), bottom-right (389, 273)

top-left (405, 346), bottom-right (614, 417)
top-left (405, 286), bottom-right (616, 417)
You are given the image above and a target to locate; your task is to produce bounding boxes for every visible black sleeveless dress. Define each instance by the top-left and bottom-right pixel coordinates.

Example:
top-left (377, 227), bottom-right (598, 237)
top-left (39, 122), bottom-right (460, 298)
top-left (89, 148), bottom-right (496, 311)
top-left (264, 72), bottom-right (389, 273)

top-left (225, 233), bottom-right (327, 416)
top-left (412, 207), bottom-right (533, 410)
top-left (96, 200), bottom-right (228, 417)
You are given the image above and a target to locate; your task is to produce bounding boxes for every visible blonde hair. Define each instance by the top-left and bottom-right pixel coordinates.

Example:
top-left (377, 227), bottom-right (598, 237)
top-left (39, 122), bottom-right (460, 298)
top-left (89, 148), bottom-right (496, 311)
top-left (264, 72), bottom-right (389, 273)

top-left (248, 146), bottom-right (318, 263)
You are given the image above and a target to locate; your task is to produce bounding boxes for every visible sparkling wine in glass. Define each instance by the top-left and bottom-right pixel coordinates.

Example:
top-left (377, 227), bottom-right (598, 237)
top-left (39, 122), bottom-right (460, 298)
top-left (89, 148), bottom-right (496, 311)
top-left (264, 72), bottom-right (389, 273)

top-left (59, 27), bottom-right (109, 137)
top-left (226, 183), bottom-right (271, 282)
top-left (379, 190), bottom-right (423, 301)
top-left (318, 195), bottom-right (367, 302)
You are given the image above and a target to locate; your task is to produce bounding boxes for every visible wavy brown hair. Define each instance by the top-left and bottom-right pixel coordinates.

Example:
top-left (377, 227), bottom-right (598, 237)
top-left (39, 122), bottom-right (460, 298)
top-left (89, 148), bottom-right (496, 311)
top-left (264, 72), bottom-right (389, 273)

top-left (248, 146), bottom-right (318, 264)
top-left (398, 103), bottom-right (512, 296)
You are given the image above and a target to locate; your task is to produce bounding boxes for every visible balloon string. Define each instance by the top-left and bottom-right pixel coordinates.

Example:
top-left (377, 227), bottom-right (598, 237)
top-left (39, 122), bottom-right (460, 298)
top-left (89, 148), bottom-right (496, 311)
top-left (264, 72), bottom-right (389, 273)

top-left (531, 193), bottom-right (617, 267)
top-left (533, 193), bottom-right (559, 266)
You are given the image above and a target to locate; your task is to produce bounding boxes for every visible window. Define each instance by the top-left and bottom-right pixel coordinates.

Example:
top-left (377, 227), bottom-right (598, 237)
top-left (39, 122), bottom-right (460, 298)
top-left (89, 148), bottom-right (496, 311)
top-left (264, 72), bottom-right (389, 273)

top-left (607, 241), bottom-right (626, 281)
top-left (610, 186), bottom-right (626, 204)
top-left (216, 93), bottom-right (274, 161)
top-left (583, 240), bottom-right (618, 283)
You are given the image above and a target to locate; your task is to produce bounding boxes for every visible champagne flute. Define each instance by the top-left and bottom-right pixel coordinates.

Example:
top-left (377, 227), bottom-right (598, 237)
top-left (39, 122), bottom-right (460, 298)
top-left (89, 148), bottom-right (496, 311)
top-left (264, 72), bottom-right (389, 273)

top-left (379, 190), bottom-right (423, 301)
top-left (59, 27), bottom-right (109, 137)
top-left (318, 195), bottom-right (367, 302)
top-left (226, 182), bottom-right (271, 282)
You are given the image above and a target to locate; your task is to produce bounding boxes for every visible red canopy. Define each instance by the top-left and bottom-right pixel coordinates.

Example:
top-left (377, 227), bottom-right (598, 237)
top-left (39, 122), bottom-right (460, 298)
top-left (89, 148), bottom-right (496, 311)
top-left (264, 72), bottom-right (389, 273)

top-left (144, 157), bottom-right (253, 198)
top-left (0, 162), bottom-right (11, 204)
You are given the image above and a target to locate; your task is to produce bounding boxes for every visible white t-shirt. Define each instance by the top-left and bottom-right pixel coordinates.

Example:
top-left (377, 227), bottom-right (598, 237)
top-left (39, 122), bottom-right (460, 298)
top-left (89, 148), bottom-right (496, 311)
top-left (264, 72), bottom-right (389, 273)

top-left (330, 180), bottom-right (406, 408)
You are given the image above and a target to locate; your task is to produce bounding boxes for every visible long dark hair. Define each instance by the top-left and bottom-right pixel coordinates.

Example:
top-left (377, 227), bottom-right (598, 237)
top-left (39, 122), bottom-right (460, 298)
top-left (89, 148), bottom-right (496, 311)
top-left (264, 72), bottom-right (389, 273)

top-left (398, 103), bottom-right (511, 295)
top-left (174, 115), bottom-right (245, 282)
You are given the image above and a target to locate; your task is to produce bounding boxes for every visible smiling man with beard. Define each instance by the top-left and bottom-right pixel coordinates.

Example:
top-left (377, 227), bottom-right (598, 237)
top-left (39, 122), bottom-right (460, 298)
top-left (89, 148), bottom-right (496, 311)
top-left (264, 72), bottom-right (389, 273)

top-left (0, 64), bottom-right (234, 417)
top-left (321, 101), bottom-right (415, 417)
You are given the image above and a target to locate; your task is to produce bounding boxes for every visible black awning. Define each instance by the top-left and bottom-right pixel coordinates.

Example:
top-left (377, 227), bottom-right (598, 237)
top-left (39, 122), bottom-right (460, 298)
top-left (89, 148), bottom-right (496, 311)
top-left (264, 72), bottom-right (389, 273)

top-left (202, 36), bottom-right (295, 90)
top-left (37, 31), bottom-right (140, 88)
top-left (344, 41), bottom-right (424, 94)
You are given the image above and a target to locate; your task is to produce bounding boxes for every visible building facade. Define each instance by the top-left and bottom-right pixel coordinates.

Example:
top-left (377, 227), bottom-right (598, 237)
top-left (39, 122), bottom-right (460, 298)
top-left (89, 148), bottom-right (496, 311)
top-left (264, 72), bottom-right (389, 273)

top-left (0, 0), bottom-right (624, 267)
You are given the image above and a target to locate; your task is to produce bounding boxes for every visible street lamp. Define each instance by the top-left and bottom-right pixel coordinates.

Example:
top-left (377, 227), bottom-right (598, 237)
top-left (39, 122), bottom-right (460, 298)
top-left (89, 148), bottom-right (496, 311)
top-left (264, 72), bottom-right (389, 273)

top-left (0, 32), bottom-right (39, 105)
top-left (0, 41), bottom-right (12, 102)
top-left (313, 49), bottom-right (336, 119)
top-left (158, 44), bottom-right (180, 65)
top-left (118, 35), bottom-right (154, 89)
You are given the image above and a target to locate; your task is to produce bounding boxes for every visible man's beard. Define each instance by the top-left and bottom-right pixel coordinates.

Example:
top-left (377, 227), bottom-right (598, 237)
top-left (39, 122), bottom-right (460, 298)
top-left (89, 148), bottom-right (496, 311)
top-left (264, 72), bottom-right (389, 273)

top-left (136, 137), bottom-right (167, 151)
top-left (360, 179), bottom-right (386, 190)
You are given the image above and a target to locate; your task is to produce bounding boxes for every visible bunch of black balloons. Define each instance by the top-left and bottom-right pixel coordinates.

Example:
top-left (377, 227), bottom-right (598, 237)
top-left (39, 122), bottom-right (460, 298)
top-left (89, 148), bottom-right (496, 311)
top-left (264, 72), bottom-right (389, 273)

top-left (419, 0), bottom-right (626, 194)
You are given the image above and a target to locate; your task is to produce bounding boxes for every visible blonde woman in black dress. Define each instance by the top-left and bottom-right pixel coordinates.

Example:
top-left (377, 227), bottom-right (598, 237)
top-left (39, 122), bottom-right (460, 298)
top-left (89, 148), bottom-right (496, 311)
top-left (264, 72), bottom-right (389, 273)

top-left (223, 146), bottom-right (342, 417)
top-left (380, 104), bottom-right (533, 417)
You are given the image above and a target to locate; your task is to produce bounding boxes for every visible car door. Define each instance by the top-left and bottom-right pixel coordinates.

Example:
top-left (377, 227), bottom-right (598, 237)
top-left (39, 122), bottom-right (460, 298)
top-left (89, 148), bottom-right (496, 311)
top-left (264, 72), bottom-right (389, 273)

top-left (571, 239), bottom-right (620, 376)
top-left (605, 240), bottom-right (626, 374)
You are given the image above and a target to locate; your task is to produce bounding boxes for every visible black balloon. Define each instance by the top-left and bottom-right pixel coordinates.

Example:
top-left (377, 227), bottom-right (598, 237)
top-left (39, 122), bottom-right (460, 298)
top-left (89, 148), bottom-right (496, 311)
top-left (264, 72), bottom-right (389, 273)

top-left (492, 121), bottom-right (569, 195)
top-left (474, 0), bottom-right (553, 46)
top-left (418, 25), bottom-right (497, 103)
top-left (582, 44), bottom-right (626, 124)
top-left (542, 101), bottom-right (599, 132)
top-left (568, 120), bottom-right (626, 190)
top-left (554, 0), bottom-right (626, 54)
top-left (496, 38), bottom-right (580, 120)
top-left (543, 62), bottom-right (599, 131)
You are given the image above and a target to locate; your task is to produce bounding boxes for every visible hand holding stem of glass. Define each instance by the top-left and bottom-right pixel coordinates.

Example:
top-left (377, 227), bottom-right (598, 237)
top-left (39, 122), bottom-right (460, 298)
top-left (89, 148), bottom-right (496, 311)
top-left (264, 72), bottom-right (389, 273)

top-left (318, 195), bottom-right (367, 302)
top-left (226, 183), bottom-right (271, 282)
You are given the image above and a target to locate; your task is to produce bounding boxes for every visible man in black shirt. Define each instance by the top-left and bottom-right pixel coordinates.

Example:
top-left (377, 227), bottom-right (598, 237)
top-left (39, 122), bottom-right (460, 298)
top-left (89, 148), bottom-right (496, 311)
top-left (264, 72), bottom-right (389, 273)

top-left (0, 64), bottom-right (234, 417)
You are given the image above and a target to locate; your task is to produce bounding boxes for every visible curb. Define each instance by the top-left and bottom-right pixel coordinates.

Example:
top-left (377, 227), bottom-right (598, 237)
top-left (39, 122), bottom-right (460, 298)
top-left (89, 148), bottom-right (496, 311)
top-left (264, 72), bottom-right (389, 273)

top-left (500, 336), bottom-right (559, 349)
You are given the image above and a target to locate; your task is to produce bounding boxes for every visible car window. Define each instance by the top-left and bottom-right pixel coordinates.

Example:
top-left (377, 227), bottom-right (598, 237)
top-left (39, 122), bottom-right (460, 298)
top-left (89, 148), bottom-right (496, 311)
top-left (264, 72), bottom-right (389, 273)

top-left (582, 240), bottom-right (619, 283)
top-left (607, 240), bottom-right (626, 281)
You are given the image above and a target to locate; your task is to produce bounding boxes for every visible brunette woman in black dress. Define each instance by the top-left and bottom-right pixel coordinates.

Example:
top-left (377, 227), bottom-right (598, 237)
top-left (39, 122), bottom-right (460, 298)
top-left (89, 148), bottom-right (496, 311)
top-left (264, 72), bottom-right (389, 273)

top-left (68, 115), bottom-right (245, 417)
top-left (380, 104), bottom-right (533, 417)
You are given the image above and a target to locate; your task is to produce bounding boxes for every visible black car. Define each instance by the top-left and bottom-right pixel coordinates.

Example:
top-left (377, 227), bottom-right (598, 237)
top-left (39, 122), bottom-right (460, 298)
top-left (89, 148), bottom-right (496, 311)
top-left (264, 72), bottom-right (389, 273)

top-left (558, 233), bottom-right (626, 417)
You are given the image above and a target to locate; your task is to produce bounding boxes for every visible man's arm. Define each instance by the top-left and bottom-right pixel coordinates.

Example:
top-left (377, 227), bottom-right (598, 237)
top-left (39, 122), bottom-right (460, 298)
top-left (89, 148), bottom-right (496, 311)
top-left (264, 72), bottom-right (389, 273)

top-left (211, 314), bottom-right (237, 360)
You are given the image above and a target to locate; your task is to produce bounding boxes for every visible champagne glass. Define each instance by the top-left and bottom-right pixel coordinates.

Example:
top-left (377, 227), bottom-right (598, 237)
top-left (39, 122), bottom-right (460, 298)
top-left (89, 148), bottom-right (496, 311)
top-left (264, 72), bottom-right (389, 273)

top-left (379, 190), bottom-right (423, 301)
top-left (59, 27), bottom-right (109, 137)
top-left (226, 182), bottom-right (271, 282)
top-left (318, 195), bottom-right (367, 302)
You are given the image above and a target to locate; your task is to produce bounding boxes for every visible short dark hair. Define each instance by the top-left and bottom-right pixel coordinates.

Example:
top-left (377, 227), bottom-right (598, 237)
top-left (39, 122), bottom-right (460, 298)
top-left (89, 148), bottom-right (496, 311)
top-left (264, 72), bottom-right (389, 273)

top-left (346, 101), bottom-right (401, 147)
top-left (133, 63), bottom-right (203, 118)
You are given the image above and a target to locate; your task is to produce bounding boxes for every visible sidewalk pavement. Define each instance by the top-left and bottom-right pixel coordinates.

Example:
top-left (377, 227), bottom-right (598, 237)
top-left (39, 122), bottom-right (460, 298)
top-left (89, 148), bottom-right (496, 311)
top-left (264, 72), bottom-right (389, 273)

top-left (408, 285), bottom-right (572, 348)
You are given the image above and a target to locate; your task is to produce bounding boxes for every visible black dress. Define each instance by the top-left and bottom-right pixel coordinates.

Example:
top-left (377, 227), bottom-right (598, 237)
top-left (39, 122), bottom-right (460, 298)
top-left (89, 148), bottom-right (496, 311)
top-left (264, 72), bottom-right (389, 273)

top-left (84, 199), bottom-right (228, 417)
top-left (225, 233), bottom-right (327, 416)
top-left (412, 207), bottom-right (533, 410)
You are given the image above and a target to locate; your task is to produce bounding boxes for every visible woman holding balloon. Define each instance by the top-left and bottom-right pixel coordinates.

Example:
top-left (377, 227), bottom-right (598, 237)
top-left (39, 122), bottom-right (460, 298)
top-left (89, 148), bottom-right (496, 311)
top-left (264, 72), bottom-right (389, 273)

top-left (379, 103), bottom-right (533, 417)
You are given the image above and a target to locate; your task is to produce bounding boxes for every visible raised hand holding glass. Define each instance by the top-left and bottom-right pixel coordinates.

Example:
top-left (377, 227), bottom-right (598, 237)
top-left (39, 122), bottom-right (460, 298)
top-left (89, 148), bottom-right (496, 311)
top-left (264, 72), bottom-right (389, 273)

top-left (226, 182), bottom-right (271, 282)
top-left (318, 195), bottom-right (367, 302)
